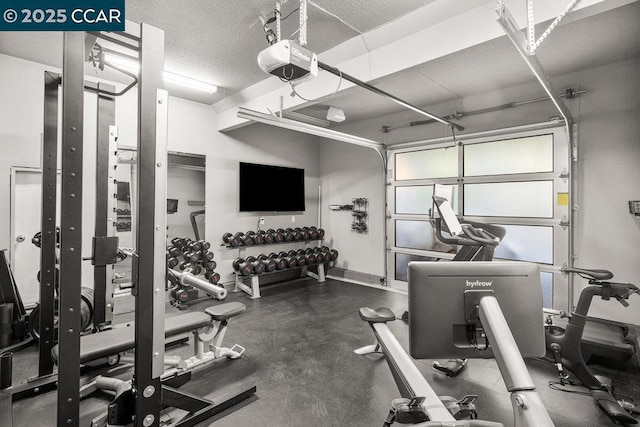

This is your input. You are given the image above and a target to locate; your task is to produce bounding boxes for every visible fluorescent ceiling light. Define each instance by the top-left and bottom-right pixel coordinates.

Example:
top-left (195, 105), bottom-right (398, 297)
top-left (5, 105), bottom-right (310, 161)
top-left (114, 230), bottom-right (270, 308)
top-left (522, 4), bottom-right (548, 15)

top-left (283, 111), bottom-right (330, 127)
top-left (237, 107), bottom-right (383, 151)
top-left (103, 53), bottom-right (217, 94)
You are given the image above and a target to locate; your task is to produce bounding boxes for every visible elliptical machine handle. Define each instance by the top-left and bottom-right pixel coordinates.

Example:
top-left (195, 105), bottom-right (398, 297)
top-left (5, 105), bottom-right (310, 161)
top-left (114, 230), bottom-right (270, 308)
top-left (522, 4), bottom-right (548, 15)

top-left (462, 225), bottom-right (500, 247)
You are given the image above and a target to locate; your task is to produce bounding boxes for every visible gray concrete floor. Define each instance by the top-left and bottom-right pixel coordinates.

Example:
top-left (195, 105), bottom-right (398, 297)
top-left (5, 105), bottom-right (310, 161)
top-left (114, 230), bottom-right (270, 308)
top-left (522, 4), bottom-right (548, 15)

top-left (6, 277), bottom-right (640, 426)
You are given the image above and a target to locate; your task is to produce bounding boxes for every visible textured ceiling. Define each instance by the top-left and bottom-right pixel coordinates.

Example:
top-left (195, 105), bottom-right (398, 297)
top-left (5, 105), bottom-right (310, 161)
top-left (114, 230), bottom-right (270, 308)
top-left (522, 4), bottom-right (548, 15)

top-left (0, 0), bottom-right (433, 102)
top-left (125, 0), bottom-right (434, 97)
top-left (0, 1), bottom-right (637, 124)
top-left (295, 1), bottom-right (640, 125)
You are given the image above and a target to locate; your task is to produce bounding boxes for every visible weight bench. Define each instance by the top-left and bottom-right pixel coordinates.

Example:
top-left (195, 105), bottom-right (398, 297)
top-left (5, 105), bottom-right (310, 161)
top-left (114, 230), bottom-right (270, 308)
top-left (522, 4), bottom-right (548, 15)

top-left (52, 302), bottom-right (247, 371)
top-left (52, 302), bottom-right (256, 426)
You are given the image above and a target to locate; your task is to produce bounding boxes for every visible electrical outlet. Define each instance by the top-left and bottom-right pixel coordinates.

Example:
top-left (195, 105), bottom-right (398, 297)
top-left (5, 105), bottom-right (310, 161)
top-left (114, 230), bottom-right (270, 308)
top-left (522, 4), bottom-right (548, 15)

top-left (291, 215), bottom-right (295, 223)
top-left (260, 217), bottom-right (265, 225)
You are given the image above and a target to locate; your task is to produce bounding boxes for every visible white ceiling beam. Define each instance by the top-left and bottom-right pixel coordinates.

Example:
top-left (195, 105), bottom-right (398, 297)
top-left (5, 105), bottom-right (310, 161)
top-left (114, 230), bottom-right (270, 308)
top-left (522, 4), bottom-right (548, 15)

top-left (216, 0), bottom-right (623, 132)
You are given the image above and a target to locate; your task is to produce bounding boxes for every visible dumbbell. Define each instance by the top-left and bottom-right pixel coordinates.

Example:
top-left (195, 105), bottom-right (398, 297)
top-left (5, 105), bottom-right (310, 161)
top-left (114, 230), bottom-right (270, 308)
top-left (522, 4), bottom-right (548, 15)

top-left (278, 251), bottom-right (288, 258)
top-left (167, 257), bottom-right (180, 269)
top-left (330, 249), bottom-right (339, 261)
top-left (188, 264), bottom-right (202, 275)
top-left (205, 270), bottom-right (220, 284)
top-left (309, 226), bottom-right (319, 240)
top-left (201, 250), bottom-right (214, 261)
top-left (222, 233), bottom-right (241, 247)
top-left (290, 228), bottom-right (302, 241)
top-left (188, 240), bottom-right (203, 252)
top-left (281, 228), bottom-right (293, 242)
top-left (296, 249), bottom-right (306, 256)
top-left (287, 250), bottom-right (298, 258)
top-left (300, 227), bottom-right (310, 241)
top-left (257, 254), bottom-right (277, 272)
top-left (269, 229), bottom-right (284, 243)
top-left (232, 257), bottom-right (253, 276)
top-left (199, 240), bottom-right (211, 251)
top-left (305, 248), bottom-right (316, 255)
top-left (183, 251), bottom-right (200, 263)
top-left (261, 230), bottom-right (275, 244)
top-left (285, 255), bottom-right (298, 268)
top-left (233, 232), bottom-right (251, 246)
top-left (273, 256), bottom-right (287, 270)
top-left (319, 251), bottom-right (332, 263)
top-left (203, 259), bottom-right (217, 271)
top-left (317, 228), bottom-right (325, 239)
top-left (179, 262), bottom-right (201, 275)
top-left (168, 246), bottom-right (182, 258)
top-left (247, 231), bottom-right (263, 245)
top-left (171, 237), bottom-right (186, 248)
top-left (305, 253), bottom-right (317, 265)
top-left (245, 256), bottom-right (266, 274)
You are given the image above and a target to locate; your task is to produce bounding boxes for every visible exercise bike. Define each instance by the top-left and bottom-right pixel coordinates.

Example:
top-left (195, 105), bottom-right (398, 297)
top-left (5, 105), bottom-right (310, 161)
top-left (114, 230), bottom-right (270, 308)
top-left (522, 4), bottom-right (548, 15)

top-left (545, 266), bottom-right (640, 424)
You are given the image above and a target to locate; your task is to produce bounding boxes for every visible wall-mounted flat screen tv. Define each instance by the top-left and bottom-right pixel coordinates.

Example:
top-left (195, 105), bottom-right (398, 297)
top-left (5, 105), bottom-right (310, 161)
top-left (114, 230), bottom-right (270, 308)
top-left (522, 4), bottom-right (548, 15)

top-left (239, 162), bottom-right (305, 212)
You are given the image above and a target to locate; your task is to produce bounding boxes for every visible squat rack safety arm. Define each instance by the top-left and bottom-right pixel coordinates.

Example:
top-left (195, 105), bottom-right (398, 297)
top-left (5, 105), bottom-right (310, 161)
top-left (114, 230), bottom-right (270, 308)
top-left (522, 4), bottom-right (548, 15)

top-left (317, 61), bottom-right (464, 132)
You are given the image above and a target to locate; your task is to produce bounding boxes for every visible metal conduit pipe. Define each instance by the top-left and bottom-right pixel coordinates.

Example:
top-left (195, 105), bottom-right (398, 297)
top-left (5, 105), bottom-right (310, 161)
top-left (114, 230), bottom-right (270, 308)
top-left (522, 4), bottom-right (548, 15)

top-left (382, 88), bottom-right (586, 133)
top-left (317, 61), bottom-right (464, 132)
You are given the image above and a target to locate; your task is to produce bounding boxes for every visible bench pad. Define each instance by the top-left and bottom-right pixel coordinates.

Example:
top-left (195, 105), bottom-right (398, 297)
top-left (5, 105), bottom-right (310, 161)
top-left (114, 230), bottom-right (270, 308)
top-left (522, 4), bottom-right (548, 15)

top-left (205, 302), bottom-right (246, 320)
top-left (52, 311), bottom-right (211, 364)
top-left (359, 307), bottom-right (396, 323)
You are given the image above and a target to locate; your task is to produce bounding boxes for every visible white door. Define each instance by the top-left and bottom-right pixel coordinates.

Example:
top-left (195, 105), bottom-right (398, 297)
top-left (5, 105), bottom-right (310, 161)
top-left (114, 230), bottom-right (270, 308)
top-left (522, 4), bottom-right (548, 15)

top-left (10, 168), bottom-right (60, 306)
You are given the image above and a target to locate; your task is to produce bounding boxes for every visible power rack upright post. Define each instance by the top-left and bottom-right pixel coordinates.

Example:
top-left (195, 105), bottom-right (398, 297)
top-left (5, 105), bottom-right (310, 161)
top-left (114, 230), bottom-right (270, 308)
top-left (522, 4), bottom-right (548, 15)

top-left (55, 23), bottom-right (168, 426)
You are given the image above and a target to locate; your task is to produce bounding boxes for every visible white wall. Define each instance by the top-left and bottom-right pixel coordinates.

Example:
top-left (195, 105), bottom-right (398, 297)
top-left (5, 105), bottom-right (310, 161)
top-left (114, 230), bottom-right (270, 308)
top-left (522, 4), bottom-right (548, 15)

top-left (209, 124), bottom-right (321, 283)
top-left (573, 58), bottom-right (640, 323)
top-left (319, 140), bottom-right (386, 280)
top-left (321, 57), bottom-right (640, 324)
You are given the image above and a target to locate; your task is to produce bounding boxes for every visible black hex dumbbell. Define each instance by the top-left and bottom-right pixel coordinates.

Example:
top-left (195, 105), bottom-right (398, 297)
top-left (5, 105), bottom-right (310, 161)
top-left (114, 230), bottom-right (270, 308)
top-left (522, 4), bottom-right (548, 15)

top-left (257, 254), bottom-right (277, 272)
top-left (285, 255), bottom-right (297, 268)
top-left (317, 228), bottom-right (325, 239)
top-left (274, 257), bottom-right (287, 270)
top-left (309, 226), bottom-right (319, 240)
top-left (305, 253), bottom-right (317, 265)
top-left (270, 229), bottom-right (284, 243)
top-left (330, 249), bottom-right (339, 261)
top-left (232, 257), bottom-right (253, 276)
top-left (250, 230), bottom-right (264, 245)
top-left (205, 270), bottom-right (220, 284)
top-left (223, 233), bottom-right (241, 247)
top-left (300, 227), bottom-right (310, 241)
top-left (282, 228), bottom-right (293, 242)
top-left (246, 256), bottom-right (265, 274)
top-left (296, 255), bottom-right (306, 266)
top-left (203, 259), bottom-right (217, 271)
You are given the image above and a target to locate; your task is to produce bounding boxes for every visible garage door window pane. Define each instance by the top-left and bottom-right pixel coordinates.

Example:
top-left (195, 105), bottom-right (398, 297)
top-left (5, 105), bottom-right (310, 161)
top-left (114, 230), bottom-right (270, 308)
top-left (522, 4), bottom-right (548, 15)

top-left (395, 253), bottom-right (438, 281)
top-left (494, 224), bottom-right (553, 264)
top-left (396, 186), bottom-right (433, 214)
top-left (396, 185), bottom-right (459, 215)
top-left (464, 134), bottom-right (553, 176)
top-left (464, 181), bottom-right (553, 218)
top-left (395, 147), bottom-right (458, 180)
top-left (395, 220), bottom-right (458, 252)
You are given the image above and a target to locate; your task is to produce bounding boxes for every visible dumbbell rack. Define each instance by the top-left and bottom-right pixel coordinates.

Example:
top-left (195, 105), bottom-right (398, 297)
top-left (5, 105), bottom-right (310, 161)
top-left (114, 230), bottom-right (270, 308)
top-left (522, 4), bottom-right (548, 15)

top-left (226, 240), bottom-right (329, 299)
top-left (233, 261), bottom-right (326, 299)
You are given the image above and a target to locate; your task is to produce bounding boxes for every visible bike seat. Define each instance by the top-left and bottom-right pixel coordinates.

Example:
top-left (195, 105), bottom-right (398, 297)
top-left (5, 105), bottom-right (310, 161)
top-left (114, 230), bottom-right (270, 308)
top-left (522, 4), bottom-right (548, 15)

top-left (564, 267), bottom-right (613, 281)
top-left (359, 307), bottom-right (396, 323)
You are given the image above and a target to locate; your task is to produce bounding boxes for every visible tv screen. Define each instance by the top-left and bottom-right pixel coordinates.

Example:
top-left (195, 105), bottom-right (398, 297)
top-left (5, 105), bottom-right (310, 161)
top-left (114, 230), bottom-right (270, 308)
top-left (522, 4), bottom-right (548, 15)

top-left (239, 162), bottom-right (305, 212)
